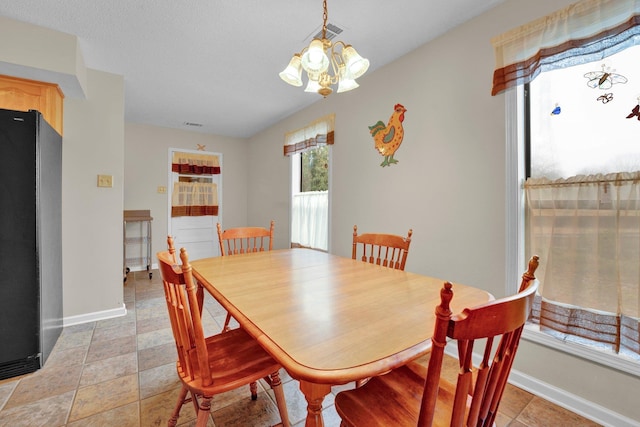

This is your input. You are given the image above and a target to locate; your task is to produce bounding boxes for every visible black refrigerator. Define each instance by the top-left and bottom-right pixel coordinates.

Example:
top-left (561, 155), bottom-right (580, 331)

top-left (0, 108), bottom-right (63, 380)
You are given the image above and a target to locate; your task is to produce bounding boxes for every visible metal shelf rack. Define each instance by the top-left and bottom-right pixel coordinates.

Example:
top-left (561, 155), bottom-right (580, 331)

top-left (123, 210), bottom-right (153, 283)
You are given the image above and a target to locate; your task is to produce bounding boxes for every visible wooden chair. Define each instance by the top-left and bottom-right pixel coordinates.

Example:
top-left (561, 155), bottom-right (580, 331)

top-left (167, 235), bottom-right (262, 413)
top-left (157, 246), bottom-right (290, 427)
top-left (351, 225), bottom-right (413, 388)
top-left (216, 220), bottom-right (274, 331)
top-left (334, 256), bottom-right (540, 427)
top-left (217, 220), bottom-right (274, 255)
top-left (352, 225), bottom-right (413, 271)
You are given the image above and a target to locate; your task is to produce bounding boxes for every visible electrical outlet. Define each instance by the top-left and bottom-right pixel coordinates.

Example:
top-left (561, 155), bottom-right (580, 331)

top-left (157, 186), bottom-right (166, 194)
top-left (97, 174), bottom-right (113, 188)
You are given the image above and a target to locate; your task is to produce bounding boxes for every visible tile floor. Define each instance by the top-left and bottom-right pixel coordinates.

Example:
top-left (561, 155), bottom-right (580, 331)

top-left (0, 270), bottom-right (602, 427)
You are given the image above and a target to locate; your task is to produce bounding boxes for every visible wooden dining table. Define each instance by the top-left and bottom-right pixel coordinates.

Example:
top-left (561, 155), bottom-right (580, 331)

top-left (190, 248), bottom-right (492, 427)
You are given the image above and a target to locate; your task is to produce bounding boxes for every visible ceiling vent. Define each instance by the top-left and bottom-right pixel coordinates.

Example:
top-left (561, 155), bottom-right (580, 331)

top-left (312, 23), bottom-right (343, 41)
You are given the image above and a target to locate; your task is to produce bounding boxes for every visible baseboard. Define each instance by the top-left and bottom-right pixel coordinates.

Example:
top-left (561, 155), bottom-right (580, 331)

top-left (444, 346), bottom-right (639, 427)
top-left (507, 369), bottom-right (640, 427)
top-left (62, 303), bottom-right (127, 327)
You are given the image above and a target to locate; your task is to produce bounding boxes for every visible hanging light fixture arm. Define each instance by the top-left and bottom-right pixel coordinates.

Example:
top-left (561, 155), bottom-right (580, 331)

top-left (330, 41), bottom-right (348, 67)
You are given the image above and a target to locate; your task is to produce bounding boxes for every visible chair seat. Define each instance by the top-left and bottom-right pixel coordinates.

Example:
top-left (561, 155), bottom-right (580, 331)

top-left (335, 361), bottom-right (465, 427)
top-left (178, 327), bottom-right (281, 395)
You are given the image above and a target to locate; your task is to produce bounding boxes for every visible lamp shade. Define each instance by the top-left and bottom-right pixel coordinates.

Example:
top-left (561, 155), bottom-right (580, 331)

top-left (342, 45), bottom-right (369, 79)
top-left (279, 54), bottom-right (303, 87)
top-left (305, 78), bottom-right (322, 93)
top-left (301, 39), bottom-right (330, 73)
top-left (336, 65), bottom-right (359, 93)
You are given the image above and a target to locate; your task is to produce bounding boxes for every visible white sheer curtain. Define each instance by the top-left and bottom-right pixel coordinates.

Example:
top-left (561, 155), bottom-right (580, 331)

top-left (525, 172), bottom-right (640, 357)
top-left (291, 191), bottom-right (328, 251)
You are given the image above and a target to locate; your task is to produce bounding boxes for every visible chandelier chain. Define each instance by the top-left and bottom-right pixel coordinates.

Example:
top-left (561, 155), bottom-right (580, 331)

top-left (322, 0), bottom-right (328, 40)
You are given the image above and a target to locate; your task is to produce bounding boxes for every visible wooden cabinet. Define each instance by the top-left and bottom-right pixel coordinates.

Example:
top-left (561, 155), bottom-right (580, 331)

top-left (0, 75), bottom-right (64, 136)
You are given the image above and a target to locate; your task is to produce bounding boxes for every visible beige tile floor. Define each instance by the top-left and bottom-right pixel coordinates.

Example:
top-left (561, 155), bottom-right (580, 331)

top-left (0, 270), bottom-right (602, 427)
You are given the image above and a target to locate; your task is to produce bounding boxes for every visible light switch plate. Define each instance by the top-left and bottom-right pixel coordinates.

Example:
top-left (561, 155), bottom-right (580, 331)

top-left (97, 174), bottom-right (113, 188)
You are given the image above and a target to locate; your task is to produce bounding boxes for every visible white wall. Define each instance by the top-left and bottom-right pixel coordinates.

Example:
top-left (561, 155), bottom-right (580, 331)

top-left (0, 18), bottom-right (126, 321)
top-left (0, 16), bottom-right (87, 98)
top-left (246, 0), bottom-right (640, 424)
top-left (124, 122), bottom-right (249, 259)
top-left (63, 69), bottom-right (125, 318)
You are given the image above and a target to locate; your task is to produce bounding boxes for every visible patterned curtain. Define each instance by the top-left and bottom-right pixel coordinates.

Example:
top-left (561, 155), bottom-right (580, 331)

top-left (172, 152), bottom-right (220, 174)
top-left (491, 0), bottom-right (640, 96)
top-left (171, 182), bottom-right (218, 217)
top-left (171, 151), bottom-right (220, 217)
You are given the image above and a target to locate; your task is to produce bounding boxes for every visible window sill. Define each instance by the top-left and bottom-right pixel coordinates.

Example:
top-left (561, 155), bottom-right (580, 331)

top-left (523, 324), bottom-right (640, 378)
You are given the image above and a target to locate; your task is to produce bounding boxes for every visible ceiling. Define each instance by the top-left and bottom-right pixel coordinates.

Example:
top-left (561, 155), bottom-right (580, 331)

top-left (0, 0), bottom-right (504, 138)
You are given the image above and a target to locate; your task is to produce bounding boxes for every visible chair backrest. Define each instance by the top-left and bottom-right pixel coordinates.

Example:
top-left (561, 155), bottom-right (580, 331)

top-left (418, 256), bottom-right (540, 427)
top-left (217, 220), bottom-right (275, 256)
top-left (157, 246), bottom-right (212, 386)
top-left (352, 225), bottom-right (412, 270)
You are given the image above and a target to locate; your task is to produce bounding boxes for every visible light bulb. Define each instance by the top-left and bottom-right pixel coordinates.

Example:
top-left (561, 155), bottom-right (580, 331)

top-left (301, 39), bottom-right (329, 73)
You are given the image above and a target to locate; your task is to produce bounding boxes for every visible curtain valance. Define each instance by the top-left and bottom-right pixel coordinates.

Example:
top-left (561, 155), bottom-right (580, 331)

top-left (172, 152), bottom-right (220, 174)
top-left (491, 0), bottom-right (640, 95)
top-left (284, 113), bottom-right (335, 156)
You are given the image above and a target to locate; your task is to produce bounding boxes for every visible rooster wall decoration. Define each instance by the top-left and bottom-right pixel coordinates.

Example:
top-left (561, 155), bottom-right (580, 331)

top-left (368, 104), bottom-right (407, 167)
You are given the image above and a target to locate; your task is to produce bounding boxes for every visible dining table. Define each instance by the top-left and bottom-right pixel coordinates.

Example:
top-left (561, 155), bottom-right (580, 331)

top-left (189, 248), bottom-right (492, 427)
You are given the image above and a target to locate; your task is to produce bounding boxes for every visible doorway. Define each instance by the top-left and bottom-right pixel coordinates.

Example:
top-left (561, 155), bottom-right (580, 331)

top-left (167, 149), bottom-right (222, 260)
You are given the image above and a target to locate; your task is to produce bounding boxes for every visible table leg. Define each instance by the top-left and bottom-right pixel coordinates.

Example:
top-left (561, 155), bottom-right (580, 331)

top-left (299, 381), bottom-right (332, 427)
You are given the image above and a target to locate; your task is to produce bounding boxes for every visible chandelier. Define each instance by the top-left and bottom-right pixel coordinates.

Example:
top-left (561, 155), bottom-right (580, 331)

top-left (279, 0), bottom-right (370, 97)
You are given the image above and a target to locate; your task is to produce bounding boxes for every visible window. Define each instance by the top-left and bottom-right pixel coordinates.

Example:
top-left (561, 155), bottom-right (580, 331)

top-left (492, 1), bottom-right (640, 373)
top-left (524, 46), bottom-right (640, 363)
top-left (285, 114), bottom-right (333, 251)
